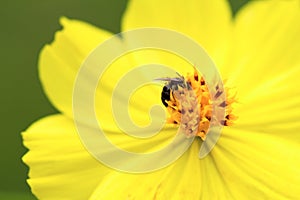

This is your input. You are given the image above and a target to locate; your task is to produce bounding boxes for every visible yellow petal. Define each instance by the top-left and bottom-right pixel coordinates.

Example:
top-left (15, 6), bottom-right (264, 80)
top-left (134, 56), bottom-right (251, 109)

top-left (122, 0), bottom-right (233, 68)
top-left (232, 57), bottom-right (300, 141)
top-left (22, 115), bottom-right (112, 200)
top-left (224, 0), bottom-right (300, 99)
top-left (39, 17), bottom-right (113, 118)
top-left (224, 0), bottom-right (300, 141)
top-left (42, 18), bottom-right (180, 131)
top-left (23, 116), bottom-right (194, 199)
top-left (234, 63), bottom-right (300, 119)
top-left (91, 53), bottom-right (180, 154)
top-left (94, 49), bottom-right (194, 135)
top-left (89, 140), bottom-right (233, 200)
top-left (214, 128), bottom-right (300, 199)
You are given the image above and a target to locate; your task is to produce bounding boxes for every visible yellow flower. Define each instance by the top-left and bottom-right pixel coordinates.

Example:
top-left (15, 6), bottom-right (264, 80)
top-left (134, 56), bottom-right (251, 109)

top-left (22, 0), bottom-right (300, 199)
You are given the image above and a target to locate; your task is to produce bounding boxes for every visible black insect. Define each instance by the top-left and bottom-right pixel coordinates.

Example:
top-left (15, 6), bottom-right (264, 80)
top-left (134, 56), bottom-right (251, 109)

top-left (161, 85), bottom-right (171, 107)
top-left (156, 74), bottom-right (190, 107)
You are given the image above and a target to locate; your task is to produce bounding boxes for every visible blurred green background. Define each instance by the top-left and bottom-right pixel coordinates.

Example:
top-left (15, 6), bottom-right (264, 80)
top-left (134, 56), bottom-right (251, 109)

top-left (0, 0), bottom-right (248, 199)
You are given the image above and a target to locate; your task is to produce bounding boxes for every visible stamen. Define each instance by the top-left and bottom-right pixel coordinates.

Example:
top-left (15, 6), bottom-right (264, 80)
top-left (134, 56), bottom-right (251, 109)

top-left (159, 68), bottom-right (237, 140)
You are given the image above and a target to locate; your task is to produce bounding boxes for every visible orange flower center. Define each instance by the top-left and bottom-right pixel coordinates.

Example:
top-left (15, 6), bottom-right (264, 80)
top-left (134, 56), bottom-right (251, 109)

top-left (160, 69), bottom-right (237, 140)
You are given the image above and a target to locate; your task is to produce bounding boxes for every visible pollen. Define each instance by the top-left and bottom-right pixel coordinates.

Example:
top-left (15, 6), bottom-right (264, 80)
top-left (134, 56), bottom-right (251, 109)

top-left (161, 68), bottom-right (237, 140)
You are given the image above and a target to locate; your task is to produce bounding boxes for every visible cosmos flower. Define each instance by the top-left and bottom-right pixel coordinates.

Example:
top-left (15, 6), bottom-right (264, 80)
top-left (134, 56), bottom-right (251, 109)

top-left (22, 0), bottom-right (300, 199)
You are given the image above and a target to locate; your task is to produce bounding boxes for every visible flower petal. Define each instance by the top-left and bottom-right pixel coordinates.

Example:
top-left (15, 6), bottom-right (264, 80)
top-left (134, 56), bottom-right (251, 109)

top-left (22, 114), bottom-right (112, 200)
top-left (89, 140), bottom-right (233, 200)
top-left (214, 128), bottom-right (300, 199)
top-left (215, 2), bottom-right (300, 198)
top-left (94, 49), bottom-right (194, 135)
top-left (39, 17), bottom-right (113, 118)
top-left (225, 0), bottom-right (300, 140)
top-left (122, 0), bottom-right (233, 68)
top-left (224, 0), bottom-right (300, 98)
top-left (41, 17), bottom-right (172, 129)
top-left (23, 115), bottom-right (189, 199)
top-left (234, 65), bottom-right (300, 138)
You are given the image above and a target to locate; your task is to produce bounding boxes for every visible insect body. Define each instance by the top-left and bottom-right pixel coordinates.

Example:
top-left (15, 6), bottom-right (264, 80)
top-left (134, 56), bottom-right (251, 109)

top-left (156, 73), bottom-right (201, 138)
top-left (161, 85), bottom-right (171, 107)
top-left (156, 75), bottom-right (189, 107)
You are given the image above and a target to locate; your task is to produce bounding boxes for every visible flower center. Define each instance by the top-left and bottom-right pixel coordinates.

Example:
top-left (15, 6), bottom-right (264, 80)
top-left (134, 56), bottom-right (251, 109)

top-left (159, 69), bottom-right (237, 140)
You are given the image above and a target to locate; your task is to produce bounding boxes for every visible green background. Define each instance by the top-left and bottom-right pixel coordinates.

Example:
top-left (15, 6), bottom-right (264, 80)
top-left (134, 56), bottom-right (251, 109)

top-left (0, 0), bottom-right (248, 199)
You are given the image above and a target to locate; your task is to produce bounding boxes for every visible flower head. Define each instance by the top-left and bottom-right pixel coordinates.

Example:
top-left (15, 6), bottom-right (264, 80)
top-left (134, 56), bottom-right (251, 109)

top-left (158, 68), bottom-right (237, 140)
top-left (23, 0), bottom-right (300, 199)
